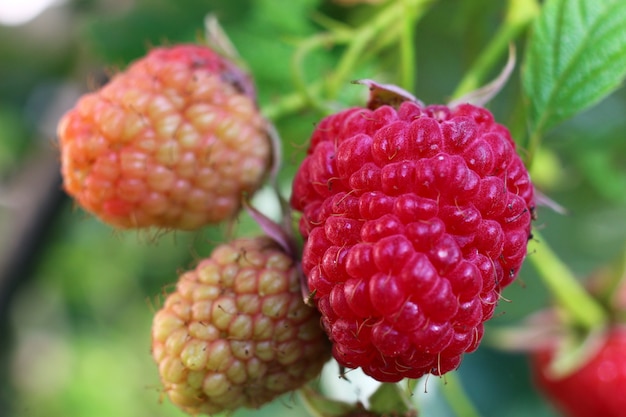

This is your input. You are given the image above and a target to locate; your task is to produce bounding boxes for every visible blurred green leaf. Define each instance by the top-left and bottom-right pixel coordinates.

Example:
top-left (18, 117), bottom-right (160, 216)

top-left (227, 0), bottom-right (330, 107)
top-left (299, 385), bottom-right (354, 417)
top-left (83, 0), bottom-right (214, 64)
top-left (577, 149), bottom-right (626, 204)
top-left (523, 0), bottom-right (626, 135)
top-left (251, 0), bottom-right (320, 34)
top-left (368, 383), bottom-right (413, 416)
top-left (0, 104), bottom-right (29, 174)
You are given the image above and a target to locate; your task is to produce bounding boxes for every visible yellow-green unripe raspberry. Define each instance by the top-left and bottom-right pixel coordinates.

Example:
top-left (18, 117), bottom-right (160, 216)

top-left (57, 44), bottom-right (271, 230)
top-left (151, 237), bottom-right (331, 415)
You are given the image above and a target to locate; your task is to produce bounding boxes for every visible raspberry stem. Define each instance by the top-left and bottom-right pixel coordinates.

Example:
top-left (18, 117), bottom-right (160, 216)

top-left (448, 44), bottom-right (516, 109)
top-left (525, 129), bottom-right (543, 168)
top-left (440, 372), bottom-right (482, 417)
top-left (285, 0), bottom-right (433, 120)
top-left (263, 82), bottom-right (323, 120)
top-left (528, 231), bottom-right (608, 331)
top-left (242, 199), bottom-right (297, 258)
top-left (603, 247), bottom-right (626, 309)
top-left (451, 0), bottom-right (539, 99)
top-left (399, 0), bottom-right (418, 93)
top-left (292, 33), bottom-right (341, 115)
top-left (326, 0), bottom-right (432, 99)
top-left (274, 2), bottom-right (428, 120)
top-left (298, 385), bottom-right (356, 417)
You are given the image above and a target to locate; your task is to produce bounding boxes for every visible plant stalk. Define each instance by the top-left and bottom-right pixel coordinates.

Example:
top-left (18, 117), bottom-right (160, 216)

top-left (528, 231), bottom-right (608, 331)
top-left (451, 0), bottom-right (539, 99)
top-left (441, 372), bottom-right (482, 417)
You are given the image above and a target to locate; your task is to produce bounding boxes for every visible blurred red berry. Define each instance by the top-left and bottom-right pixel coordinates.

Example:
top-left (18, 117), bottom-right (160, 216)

top-left (532, 326), bottom-right (626, 417)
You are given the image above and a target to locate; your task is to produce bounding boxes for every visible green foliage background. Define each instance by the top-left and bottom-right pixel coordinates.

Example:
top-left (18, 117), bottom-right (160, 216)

top-left (1, 0), bottom-right (625, 416)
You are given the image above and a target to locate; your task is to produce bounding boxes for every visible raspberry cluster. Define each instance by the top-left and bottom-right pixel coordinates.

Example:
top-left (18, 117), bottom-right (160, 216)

top-left (56, 36), bottom-right (537, 414)
top-left (291, 100), bottom-right (534, 382)
top-left (151, 237), bottom-right (330, 414)
top-left (57, 44), bottom-right (271, 230)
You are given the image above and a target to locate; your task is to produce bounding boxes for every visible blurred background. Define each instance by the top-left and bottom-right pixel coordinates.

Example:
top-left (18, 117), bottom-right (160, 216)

top-left (1, 0), bottom-right (625, 416)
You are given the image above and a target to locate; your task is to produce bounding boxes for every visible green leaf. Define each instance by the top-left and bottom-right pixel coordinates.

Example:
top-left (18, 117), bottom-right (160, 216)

top-left (298, 385), bottom-right (354, 417)
top-left (368, 383), bottom-right (413, 416)
top-left (523, 0), bottom-right (626, 135)
top-left (84, 0), bottom-right (206, 64)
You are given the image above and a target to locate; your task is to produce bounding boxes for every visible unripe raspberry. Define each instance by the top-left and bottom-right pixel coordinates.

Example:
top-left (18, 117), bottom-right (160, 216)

top-left (151, 237), bottom-right (330, 415)
top-left (58, 44), bottom-right (271, 230)
top-left (291, 100), bottom-right (534, 382)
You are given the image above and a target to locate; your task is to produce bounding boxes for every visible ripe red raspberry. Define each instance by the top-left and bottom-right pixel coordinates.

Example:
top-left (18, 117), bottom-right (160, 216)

top-left (532, 326), bottom-right (626, 417)
top-left (290, 100), bottom-right (534, 382)
top-left (57, 44), bottom-right (271, 230)
top-left (151, 237), bottom-right (330, 415)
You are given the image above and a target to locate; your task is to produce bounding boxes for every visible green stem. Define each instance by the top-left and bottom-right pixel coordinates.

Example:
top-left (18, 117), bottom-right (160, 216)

top-left (325, 15), bottom-right (383, 98)
top-left (606, 257), bottom-right (626, 306)
top-left (291, 33), bottom-right (339, 115)
top-left (326, 0), bottom-right (432, 99)
top-left (451, 0), bottom-right (539, 99)
top-left (262, 81), bottom-right (323, 121)
top-left (400, 0), bottom-right (418, 92)
top-left (525, 124), bottom-right (544, 168)
top-left (284, 0), bottom-right (433, 117)
top-left (298, 385), bottom-right (353, 417)
top-left (268, 0), bottom-right (433, 120)
top-left (441, 372), bottom-right (482, 417)
top-left (528, 231), bottom-right (608, 331)
top-left (505, 87), bottom-right (530, 147)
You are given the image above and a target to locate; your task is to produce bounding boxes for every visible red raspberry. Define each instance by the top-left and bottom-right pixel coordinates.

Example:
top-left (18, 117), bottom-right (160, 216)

top-left (57, 44), bottom-right (271, 230)
top-left (151, 237), bottom-right (330, 414)
top-left (532, 326), bottom-right (626, 417)
top-left (290, 100), bottom-right (534, 382)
